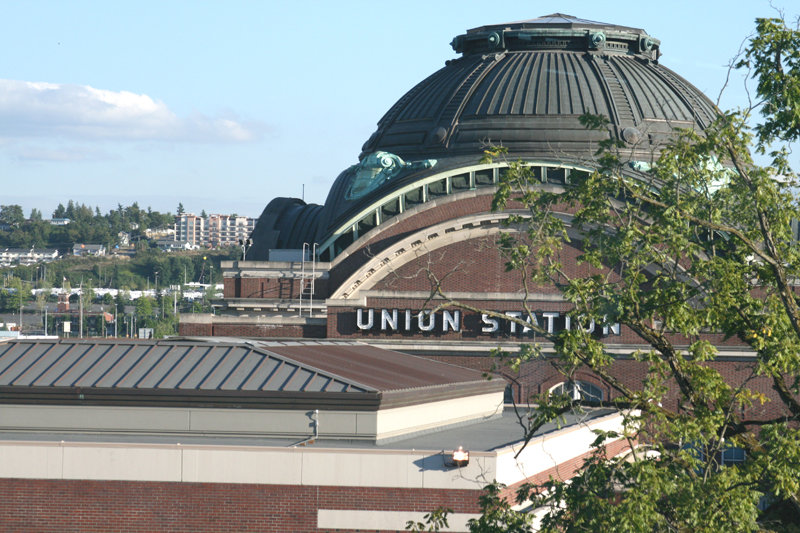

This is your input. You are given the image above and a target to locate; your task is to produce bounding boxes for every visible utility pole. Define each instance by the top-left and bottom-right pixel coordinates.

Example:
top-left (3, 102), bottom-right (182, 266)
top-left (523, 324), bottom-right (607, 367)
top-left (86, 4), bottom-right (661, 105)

top-left (79, 282), bottom-right (83, 339)
top-left (155, 271), bottom-right (161, 318)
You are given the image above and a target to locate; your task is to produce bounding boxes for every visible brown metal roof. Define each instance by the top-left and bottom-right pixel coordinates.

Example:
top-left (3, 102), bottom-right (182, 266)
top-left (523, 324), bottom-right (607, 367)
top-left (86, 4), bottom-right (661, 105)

top-left (0, 338), bottom-right (503, 410)
top-left (257, 343), bottom-right (487, 391)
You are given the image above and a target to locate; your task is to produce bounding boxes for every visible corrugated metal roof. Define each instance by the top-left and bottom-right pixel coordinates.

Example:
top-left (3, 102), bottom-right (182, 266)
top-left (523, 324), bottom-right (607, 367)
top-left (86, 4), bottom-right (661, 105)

top-left (0, 339), bottom-right (373, 393)
top-left (257, 343), bottom-right (487, 392)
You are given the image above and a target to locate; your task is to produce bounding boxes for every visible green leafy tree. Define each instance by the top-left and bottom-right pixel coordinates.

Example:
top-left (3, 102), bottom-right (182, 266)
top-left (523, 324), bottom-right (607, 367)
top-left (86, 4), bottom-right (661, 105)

top-left (135, 296), bottom-right (155, 321)
top-left (0, 205), bottom-right (25, 227)
top-left (422, 17), bottom-right (800, 531)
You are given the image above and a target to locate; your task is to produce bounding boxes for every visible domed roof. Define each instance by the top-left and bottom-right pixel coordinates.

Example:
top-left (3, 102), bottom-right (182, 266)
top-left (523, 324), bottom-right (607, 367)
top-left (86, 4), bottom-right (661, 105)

top-left (361, 13), bottom-right (717, 161)
top-left (250, 14), bottom-right (719, 259)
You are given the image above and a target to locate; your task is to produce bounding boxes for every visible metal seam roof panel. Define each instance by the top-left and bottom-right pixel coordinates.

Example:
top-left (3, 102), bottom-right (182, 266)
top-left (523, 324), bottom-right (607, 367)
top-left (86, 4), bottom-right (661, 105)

top-left (0, 340), bottom-right (488, 396)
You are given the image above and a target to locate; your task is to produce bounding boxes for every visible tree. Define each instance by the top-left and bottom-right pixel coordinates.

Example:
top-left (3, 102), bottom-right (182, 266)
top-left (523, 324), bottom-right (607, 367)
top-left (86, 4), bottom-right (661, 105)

top-left (418, 17), bottom-right (800, 531)
top-left (0, 204), bottom-right (25, 227)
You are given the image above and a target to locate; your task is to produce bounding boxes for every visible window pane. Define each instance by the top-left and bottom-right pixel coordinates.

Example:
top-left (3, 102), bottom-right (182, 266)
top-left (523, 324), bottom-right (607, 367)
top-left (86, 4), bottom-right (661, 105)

top-left (381, 198), bottom-right (401, 220)
top-left (428, 178), bottom-right (447, 198)
top-left (451, 173), bottom-right (470, 191)
top-left (357, 211), bottom-right (377, 236)
top-left (475, 169), bottom-right (494, 187)
top-left (334, 230), bottom-right (354, 255)
top-left (404, 187), bottom-right (424, 207)
top-left (546, 167), bottom-right (568, 184)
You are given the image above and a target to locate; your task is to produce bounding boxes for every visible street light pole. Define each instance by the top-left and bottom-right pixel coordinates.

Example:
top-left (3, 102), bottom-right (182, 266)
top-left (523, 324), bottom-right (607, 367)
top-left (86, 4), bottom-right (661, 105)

top-left (154, 271), bottom-right (160, 318)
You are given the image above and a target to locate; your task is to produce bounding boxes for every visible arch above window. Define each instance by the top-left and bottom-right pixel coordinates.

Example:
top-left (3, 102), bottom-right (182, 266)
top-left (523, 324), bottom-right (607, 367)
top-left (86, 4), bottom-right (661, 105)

top-left (549, 380), bottom-right (604, 403)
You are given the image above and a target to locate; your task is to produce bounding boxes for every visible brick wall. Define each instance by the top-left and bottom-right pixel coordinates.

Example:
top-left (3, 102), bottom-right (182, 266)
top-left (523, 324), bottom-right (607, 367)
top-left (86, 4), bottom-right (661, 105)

top-left (212, 323), bottom-right (326, 338)
top-left (178, 322), bottom-right (213, 336)
top-left (422, 353), bottom-right (792, 421)
top-left (329, 193), bottom-right (497, 290)
top-left (224, 276), bottom-right (329, 300)
top-left (0, 479), bottom-right (481, 533)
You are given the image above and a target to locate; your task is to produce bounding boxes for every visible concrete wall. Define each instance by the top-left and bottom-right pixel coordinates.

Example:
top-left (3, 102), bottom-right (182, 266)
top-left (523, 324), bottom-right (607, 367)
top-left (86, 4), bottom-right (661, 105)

top-left (376, 391), bottom-right (504, 442)
top-left (0, 404), bottom-right (377, 440)
top-left (0, 391), bottom-right (505, 442)
top-left (0, 440), bottom-right (495, 490)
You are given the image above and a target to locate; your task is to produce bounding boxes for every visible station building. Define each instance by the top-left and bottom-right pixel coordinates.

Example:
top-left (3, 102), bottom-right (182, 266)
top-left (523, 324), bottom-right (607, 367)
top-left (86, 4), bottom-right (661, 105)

top-left (178, 14), bottom-right (782, 416)
top-left (0, 14), bottom-right (792, 532)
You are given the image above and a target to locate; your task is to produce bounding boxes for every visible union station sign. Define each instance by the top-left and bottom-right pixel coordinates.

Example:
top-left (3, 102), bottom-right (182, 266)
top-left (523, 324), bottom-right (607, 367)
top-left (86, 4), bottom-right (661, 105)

top-left (355, 308), bottom-right (621, 336)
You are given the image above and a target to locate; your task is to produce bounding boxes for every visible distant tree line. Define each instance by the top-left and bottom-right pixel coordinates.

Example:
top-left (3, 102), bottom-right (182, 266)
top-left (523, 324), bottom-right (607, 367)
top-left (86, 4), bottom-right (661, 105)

top-left (0, 201), bottom-right (175, 252)
top-left (1, 248), bottom-right (235, 295)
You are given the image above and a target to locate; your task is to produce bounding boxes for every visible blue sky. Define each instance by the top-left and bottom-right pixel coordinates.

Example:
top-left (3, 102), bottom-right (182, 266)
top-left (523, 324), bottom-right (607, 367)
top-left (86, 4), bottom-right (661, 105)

top-left (0, 0), bottom-right (792, 218)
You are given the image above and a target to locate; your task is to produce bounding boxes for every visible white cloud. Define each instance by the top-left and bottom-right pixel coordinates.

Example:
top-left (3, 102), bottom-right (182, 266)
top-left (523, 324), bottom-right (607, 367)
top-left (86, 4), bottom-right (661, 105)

top-left (0, 79), bottom-right (260, 142)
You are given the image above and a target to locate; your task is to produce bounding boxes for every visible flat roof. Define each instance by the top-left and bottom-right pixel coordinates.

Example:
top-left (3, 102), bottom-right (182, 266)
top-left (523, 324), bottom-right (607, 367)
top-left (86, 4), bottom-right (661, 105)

top-left (0, 406), bottom-right (617, 453)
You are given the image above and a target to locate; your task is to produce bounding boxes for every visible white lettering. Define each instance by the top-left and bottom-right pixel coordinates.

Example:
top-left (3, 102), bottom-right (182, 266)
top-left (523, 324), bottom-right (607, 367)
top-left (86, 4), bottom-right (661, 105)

top-left (542, 312), bottom-right (559, 333)
top-left (505, 311), bottom-right (522, 333)
top-left (356, 309), bottom-right (374, 330)
top-left (381, 309), bottom-right (398, 330)
top-left (481, 313), bottom-right (498, 333)
top-left (355, 309), bottom-right (617, 337)
top-left (577, 316), bottom-right (595, 333)
top-left (443, 310), bottom-right (461, 332)
top-left (523, 313), bottom-right (538, 333)
top-left (418, 311), bottom-right (435, 331)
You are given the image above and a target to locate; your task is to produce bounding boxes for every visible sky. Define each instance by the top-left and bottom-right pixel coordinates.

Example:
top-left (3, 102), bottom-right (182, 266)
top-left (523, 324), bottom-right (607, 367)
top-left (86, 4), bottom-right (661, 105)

top-left (0, 0), bottom-right (795, 218)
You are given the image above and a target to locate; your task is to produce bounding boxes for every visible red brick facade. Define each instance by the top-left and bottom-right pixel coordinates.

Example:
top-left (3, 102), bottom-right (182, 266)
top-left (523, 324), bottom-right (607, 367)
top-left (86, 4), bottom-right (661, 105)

top-left (0, 479), bottom-right (482, 533)
top-left (225, 276), bottom-right (330, 300)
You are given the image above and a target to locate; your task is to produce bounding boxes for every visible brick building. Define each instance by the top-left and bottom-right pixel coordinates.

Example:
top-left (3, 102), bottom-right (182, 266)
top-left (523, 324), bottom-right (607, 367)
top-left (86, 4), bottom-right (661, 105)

top-left (178, 14), bottom-right (791, 417)
top-left (177, 13), bottom-right (800, 434)
top-left (4, 13), bottom-right (794, 532)
top-left (0, 337), bottom-right (629, 531)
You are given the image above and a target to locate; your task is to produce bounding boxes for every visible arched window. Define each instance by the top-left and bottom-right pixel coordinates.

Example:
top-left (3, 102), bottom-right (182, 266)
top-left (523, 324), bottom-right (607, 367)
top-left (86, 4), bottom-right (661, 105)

top-left (549, 380), bottom-right (604, 403)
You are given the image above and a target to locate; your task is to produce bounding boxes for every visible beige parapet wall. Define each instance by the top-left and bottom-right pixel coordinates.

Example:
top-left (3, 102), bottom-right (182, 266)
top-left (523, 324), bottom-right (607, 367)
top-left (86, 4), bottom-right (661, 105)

top-left (0, 411), bottom-right (626, 490)
top-left (0, 391), bottom-right (505, 442)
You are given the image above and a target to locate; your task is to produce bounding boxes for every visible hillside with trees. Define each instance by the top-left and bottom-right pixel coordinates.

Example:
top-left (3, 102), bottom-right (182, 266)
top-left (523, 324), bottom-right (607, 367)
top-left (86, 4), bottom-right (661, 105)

top-left (0, 201), bottom-right (174, 252)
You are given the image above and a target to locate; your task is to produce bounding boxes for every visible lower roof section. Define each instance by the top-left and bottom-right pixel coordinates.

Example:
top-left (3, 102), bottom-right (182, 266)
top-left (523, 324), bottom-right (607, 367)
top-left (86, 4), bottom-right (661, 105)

top-left (0, 337), bottom-right (506, 443)
top-left (0, 408), bottom-right (625, 490)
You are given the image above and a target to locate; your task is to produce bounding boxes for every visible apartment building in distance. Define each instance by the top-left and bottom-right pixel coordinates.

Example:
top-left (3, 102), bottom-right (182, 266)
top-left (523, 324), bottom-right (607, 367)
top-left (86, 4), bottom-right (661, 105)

top-left (175, 213), bottom-right (256, 248)
top-left (0, 247), bottom-right (59, 266)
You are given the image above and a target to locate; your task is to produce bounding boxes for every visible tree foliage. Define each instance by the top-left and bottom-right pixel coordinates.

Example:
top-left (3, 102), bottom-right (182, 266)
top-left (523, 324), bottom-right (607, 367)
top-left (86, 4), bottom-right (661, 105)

top-left (0, 200), bottom-right (174, 252)
top-left (422, 17), bottom-right (800, 531)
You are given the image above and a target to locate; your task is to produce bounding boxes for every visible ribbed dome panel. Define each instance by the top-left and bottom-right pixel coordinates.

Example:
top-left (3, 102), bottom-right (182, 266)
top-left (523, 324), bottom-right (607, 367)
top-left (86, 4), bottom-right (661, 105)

top-left (463, 52), bottom-right (612, 117)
